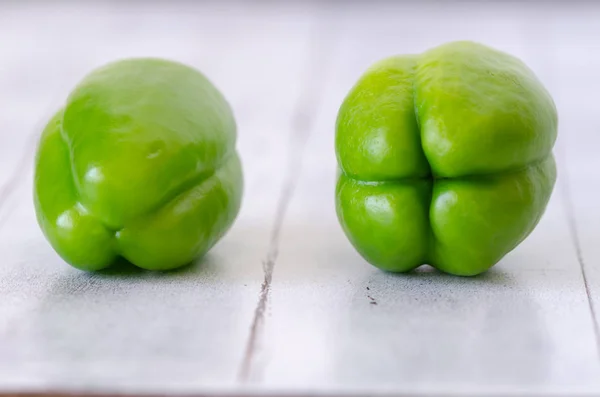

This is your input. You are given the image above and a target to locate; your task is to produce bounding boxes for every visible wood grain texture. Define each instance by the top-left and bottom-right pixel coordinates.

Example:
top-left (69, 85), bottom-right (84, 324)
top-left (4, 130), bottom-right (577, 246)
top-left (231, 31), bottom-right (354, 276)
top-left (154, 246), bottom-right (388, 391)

top-left (255, 4), bottom-right (600, 395)
top-left (0, 0), bottom-right (317, 394)
top-left (1, 1), bottom-right (600, 396)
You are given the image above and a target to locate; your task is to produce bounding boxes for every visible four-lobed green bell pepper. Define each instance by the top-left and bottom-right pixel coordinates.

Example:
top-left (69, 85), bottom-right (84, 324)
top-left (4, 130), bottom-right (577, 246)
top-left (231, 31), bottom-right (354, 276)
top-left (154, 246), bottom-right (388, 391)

top-left (34, 58), bottom-right (243, 271)
top-left (335, 41), bottom-right (558, 276)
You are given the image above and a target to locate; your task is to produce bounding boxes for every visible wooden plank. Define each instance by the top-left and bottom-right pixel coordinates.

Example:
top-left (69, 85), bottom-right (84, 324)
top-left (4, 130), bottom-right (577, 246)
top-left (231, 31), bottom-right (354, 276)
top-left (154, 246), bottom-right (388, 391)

top-left (0, 1), bottom-right (316, 393)
top-left (256, 2), bottom-right (600, 395)
top-left (2, 1), bottom-right (600, 395)
top-left (556, 1), bottom-right (600, 373)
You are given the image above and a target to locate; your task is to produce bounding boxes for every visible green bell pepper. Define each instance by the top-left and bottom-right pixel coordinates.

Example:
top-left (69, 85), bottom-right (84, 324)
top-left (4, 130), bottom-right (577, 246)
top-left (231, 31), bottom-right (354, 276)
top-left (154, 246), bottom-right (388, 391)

top-left (34, 58), bottom-right (243, 271)
top-left (335, 41), bottom-right (557, 276)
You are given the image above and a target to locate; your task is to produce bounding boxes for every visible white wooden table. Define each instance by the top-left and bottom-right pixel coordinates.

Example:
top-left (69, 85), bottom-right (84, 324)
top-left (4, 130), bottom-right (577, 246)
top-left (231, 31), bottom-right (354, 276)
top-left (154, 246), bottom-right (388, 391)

top-left (1, 1), bottom-right (600, 396)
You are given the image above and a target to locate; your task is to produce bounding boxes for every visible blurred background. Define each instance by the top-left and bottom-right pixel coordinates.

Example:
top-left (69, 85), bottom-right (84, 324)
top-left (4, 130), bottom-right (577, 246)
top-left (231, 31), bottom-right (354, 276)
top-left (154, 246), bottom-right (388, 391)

top-left (1, 1), bottom-right (600, 396)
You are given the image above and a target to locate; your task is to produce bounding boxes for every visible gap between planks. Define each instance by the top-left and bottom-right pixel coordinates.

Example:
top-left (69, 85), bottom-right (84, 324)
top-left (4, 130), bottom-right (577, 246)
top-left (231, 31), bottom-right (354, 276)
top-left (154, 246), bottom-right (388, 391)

top-left (236, 8), bottom-right (338, 384)
top-left (560, 157), bottom-right (600, 364)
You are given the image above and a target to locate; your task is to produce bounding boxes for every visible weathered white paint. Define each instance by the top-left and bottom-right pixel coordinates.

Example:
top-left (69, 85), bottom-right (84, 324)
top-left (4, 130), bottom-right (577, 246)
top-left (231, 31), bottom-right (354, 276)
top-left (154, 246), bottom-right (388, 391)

top-left (0, 1), bottom-right (599, 395)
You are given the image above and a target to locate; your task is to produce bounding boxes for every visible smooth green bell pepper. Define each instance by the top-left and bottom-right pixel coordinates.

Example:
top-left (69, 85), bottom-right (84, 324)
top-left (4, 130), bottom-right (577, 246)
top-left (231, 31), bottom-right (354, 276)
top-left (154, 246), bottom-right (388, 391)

top-left (335, 41), bottom-right (557, 276)
top-left (34, 58), bottom-right (243, 271)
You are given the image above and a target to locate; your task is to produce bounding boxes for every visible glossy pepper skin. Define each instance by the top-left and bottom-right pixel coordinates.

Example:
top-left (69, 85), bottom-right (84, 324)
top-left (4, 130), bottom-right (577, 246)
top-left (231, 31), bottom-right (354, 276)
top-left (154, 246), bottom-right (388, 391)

top-left (335, 41), bottom-right (557, 276)
top-left (34, 58), bottom-right (243, 271)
